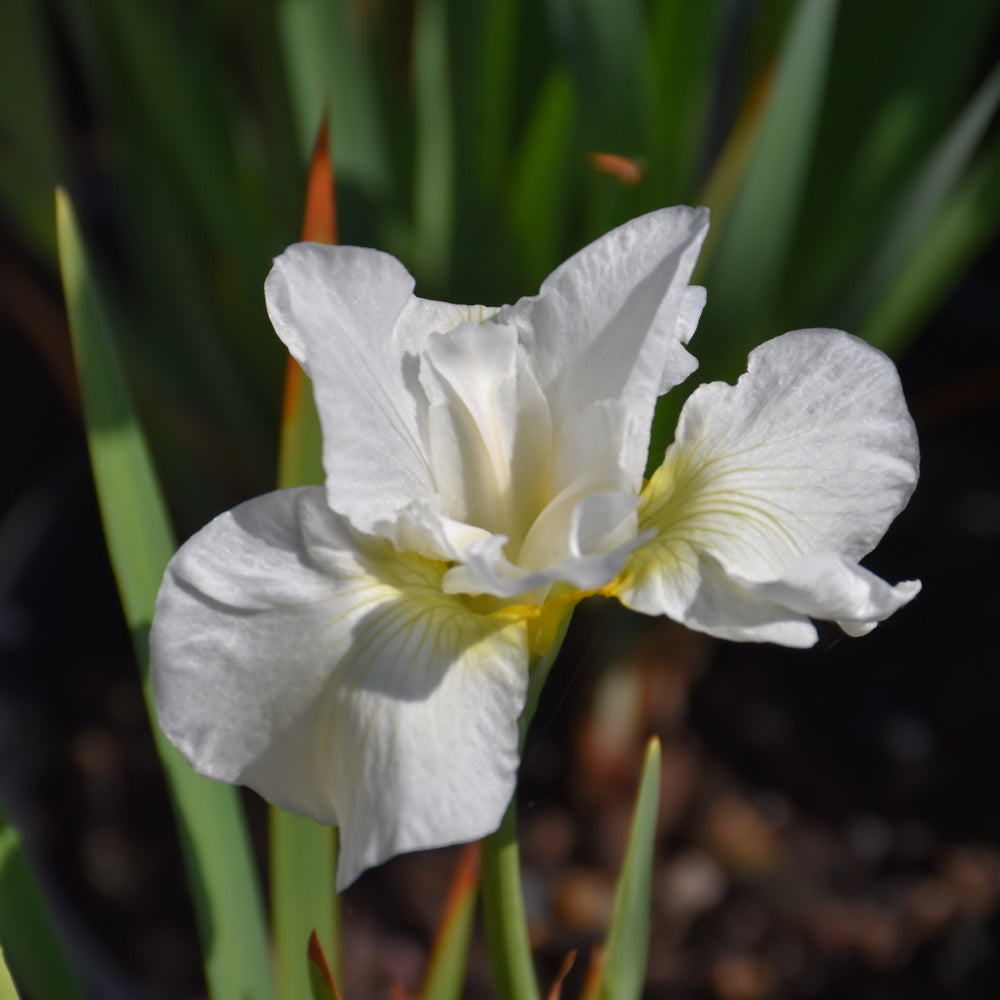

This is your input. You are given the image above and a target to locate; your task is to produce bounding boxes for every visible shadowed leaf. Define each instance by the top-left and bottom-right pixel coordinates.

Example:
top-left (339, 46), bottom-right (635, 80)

top-left (57, 188), bottom-right (275, 1000)
top-left (419, 844), bottom-right (481, 1000)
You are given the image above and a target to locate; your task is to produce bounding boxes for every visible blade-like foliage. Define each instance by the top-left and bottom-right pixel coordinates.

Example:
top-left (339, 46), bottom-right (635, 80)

top-left (594, 738), bottom-right (662, 1000)
top-left (57, 189), bottom-right (276, 1000)
top-left (419, 844), bottom-right (480, 1000)
top-left (0, 806), bottom-right (84, 1000)
top-left (701, 0), bottom-right (840, 379)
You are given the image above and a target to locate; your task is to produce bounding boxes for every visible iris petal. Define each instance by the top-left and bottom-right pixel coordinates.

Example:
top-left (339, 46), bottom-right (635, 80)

top-left (619, 330), bottom-right (919, 642)
top-left (151, 487), bottom-right (529, 888)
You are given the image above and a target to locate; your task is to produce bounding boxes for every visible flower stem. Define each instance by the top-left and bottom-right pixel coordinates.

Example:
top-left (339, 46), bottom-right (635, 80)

top-left (481, 796), bottom-right (541, 1000)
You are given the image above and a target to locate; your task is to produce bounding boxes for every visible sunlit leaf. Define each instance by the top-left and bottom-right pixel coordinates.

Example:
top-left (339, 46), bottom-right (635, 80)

top-left (859, 136), bottom-right (1000, 356)
top-left (307, 932), bottom-right (343, 1000)
top-left (57, 189), bottom-right (276, 1000)
top-left (0, 806), bottom-right (83, 1000)
top-left (840, 61), bottom-right (1000, 332)
top-left (702, 0), bottom-right (839, 377)
top-left (412, 0), bottom-right (454, 289)
top-left (277, 0), bottom-right (390, 197)
top-left (419, 844), bottom-right (480, 1000)
top-left (596, 737), bottom-right (662, 1000)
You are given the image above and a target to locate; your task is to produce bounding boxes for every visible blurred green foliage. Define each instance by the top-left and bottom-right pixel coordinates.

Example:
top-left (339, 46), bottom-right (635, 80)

top-left (4, 0), bottom-right (996, 529)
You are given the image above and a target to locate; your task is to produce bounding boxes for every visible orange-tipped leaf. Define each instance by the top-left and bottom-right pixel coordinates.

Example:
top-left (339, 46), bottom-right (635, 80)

top-left (544, 951), bottom-right (577, 1000)
top-left (419, 844), bottom-right (481, 1000)
top-left (307, 932), bottom-right (342, 1000)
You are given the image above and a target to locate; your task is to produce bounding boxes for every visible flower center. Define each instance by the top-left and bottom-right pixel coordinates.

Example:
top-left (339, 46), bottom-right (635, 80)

top-left (417, 319), bottom-right (555, 564)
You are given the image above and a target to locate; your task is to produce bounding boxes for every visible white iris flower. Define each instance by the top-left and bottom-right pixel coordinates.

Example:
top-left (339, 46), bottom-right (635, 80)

top-left (150, 207), bottom-right (919, 888)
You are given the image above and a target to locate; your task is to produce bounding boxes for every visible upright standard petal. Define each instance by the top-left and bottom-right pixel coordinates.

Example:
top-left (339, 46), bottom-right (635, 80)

top-left (265, 245), bottom-right (438, 533)
top-left (501, 206), bottom-right (709, 487)
top-left (617, 330), bottom-right (919, 645)
top-left (150, 487), bottom-right (530, 888)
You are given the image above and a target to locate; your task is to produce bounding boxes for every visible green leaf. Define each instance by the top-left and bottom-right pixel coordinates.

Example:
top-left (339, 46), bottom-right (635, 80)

top-left (785, 0), bottom-right (999, 316)
top-left (470, 0), bottom-right (521, 196)
top-left (277, 0), bottom-right (390, 196)
top-left (412, 0), bottom-right (455, 289)
top-left (272, 814), bottom-right (340, 1000)
top-left (642, 0), bottom-right (728, 206)
top-left (81, 0), bottom-right (275, 286)
top-left (840, 60), bottom-right (1000, 332)
top-left (419, 845), bottom-right (480, 1000)
top-left (547, 0), bottom-right (644, 152)
top-left (597, 737), bottom-right (662, 1000)
top-left (0, 0), bottom-right (63, 256)
top-left (307, 932), bottom-right (343, 1000)
top-left (0, 806), bottom-right (84, 1000)
top-left (56, 189), bottom-right (276, 1000)
top-left (481, 801), bottom-right (541, 1000)
top-left (702, 0), bottom-right (839, 377)
top-left (858, 135), bottom-right (1000, 356)
top-left (506, 67), bottom-right (578, 286)
top-left (0, 947), bottom-right (21, 1000)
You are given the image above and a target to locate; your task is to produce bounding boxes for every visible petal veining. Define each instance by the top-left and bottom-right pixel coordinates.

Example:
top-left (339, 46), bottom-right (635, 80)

top-left (618, 330), bottom-right (919, 642)
top-left (150, 486), bottom-right (529, 888)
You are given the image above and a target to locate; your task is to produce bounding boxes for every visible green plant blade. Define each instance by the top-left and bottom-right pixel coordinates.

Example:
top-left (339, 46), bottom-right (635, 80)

top-left (0, 948), bottom-right (21, 1000)
top-left (0, 0), bottom-right (63, 256)
top-left (702, 0), bottom-right (839, 377)
top-left (0, 806), bottom-right (84, 1000)
top-left (548, 0), bottom-right (643, 154)
top-left (272, 814), bottom-right (340, 1000)
top-left (277, 0), bottom-right (390, 197)
top-left (597, 737), bottom-right (662, 1000)
top-left (481, 800), bottom-right (541, 1000)
top-left (506, 67), bottom-right (578, 286)
top-left (412, 0), bottom-right (454, 289)
top-left (469, 0), bottom-right (520, 196)
top-left (785, 0), bottom-right (999, 317)
top-left (307, 932), bottom-right (343, 1000)
top-left (642, 0), bottom-right (728, 207)
top-left (419, 845), bottom-right (480, 1000)
top-left (841, 59), bottom-right (1000, 332)
top-left (858, 135), bottom-right (1000, 356)
top-left (56, 189), bottom-right (276, 1000)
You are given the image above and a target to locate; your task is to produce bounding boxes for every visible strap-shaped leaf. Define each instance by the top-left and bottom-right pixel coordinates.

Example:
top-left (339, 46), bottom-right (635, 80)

top-left (702, 0), bottom-right (839, 378)
top-left (412, 0), bottom-right (455, 288)
top-left (595, 737), bottom-right (662, 1000)
top-left (57, 189), bottom-right (275, 1000)
top-left (419, 844), bottom-right (480, 1000)
top-left (0, 806), bottom-right (83, 1000)
top-left (307, 932), bottom-right (343, 1000)
top-left (277, 0), bottom-right (390, 196)
top-left (843, 60), bottom-right (1000, 333)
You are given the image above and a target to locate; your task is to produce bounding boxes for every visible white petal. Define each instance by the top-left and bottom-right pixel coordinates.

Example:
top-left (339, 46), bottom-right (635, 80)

top-left (737, 552), bottom-right (921, 637)
top-left (501, 206), bottom-right (709, 487)
top-left (265, 245), bottom-right (438, 533)
top-left (150, 486), bottom-right (529, 889)
top-left (660, 286), bottom-right (706, 393)
top-left (618, 330), bottom-right (919, 643)
top-left (416, 320), bottom-right (552, 545)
